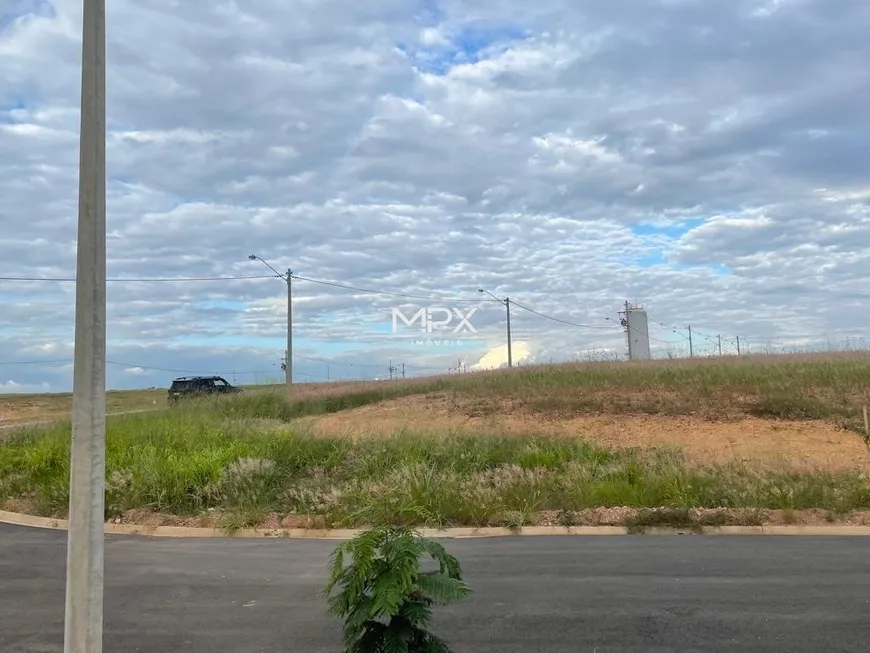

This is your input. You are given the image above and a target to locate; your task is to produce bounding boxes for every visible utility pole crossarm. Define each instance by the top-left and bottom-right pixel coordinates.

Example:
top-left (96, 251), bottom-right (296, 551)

top-left (248, 255), bottom-right (292, 396)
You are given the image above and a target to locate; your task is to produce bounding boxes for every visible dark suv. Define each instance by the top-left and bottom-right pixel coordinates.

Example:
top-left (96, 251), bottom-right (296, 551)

top-left (167, 376), bottom-right (243, 405)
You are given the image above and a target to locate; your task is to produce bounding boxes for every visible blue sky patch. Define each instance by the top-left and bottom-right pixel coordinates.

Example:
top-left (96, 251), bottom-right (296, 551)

top-left (1, 0), bottom-right (55, 34)
top-left (0, 99), bottom-right (26, 124)
top-left (398, 23), bottom-right (528, 75)
top-left (631, 217), bottom-right (705, 238)
top-left (452, 25), bottom-right (528, 64)
top-left (417, 0), bottom-right (446, 26)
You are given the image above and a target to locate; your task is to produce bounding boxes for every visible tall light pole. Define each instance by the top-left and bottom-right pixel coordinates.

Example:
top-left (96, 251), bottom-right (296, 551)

top-left (65, 0), bottom-right (107, 651)
top-left (249, 255), bottom-right (292, 394)
top-left (478, 289), bottom-right (512, 368)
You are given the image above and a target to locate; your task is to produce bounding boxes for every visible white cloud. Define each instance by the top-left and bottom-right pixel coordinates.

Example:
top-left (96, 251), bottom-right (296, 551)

top-left (0, 380), bottom-right (52, 395)
top-left (1, 0), bottom-right (869, 391)
top-left (470, 342), bottom-right (533, 370)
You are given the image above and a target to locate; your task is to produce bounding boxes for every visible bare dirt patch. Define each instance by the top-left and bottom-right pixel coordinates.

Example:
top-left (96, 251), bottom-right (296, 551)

top-left (0, 388), bottom-right (168, 425)
top-left (297, 393), bottom-right (870, 471)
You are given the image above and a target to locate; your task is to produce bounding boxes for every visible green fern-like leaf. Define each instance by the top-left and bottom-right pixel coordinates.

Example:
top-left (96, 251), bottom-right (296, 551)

top-left (348, 621), bottom-right (388, 653)
top-left (398, 598), bottom-right (433, 628)
top-left (416, 631), bottom-right (453, 653)
top-left (382, 619), bottom-right (414, 653)
top-left (420, 540), bottom-right (463, 580)
top-left (415, 571), bottom-right (472, 605)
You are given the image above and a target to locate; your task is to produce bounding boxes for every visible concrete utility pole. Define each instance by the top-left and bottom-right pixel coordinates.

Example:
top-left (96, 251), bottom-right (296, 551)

top-left (292, 268), bottom-right (293, 395)
top-left (478, 289), bottom-right (512, 368)
top-left (687, 325), bottom-right (694, 358)
top-left (65, 0), bottom-right (107, 651)
top-left (505, 297), bottom-right (512, 368)
top-left (736, 335), bottom-right (741, 356)
top-left (624, 301), bottom-right (633, 361)
top-left (717, 334), bottom-right (722, 356)
top-left (248, 255), bottom-right (292, 395)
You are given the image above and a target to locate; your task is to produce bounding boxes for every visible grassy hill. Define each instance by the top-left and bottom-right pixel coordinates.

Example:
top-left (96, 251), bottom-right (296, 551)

top-left (2, 353), bottom-right (870, 530)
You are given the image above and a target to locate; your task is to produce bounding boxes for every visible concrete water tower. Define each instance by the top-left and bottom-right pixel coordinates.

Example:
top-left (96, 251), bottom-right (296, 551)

top-left (619, 301), bottom-right (651, 361)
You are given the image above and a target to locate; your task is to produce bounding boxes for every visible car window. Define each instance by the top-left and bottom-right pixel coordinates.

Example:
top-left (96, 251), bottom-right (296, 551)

top-left (215, 379), bottom-right (228, 387)
top-left (198, 379), bottom-right (215, 388)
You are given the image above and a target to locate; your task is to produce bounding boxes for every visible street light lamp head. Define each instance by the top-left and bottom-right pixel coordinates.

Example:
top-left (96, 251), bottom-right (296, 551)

top-left (477, 288), bottom-right (484, 293)
top-left (248, 254), bottom-right (257, 260)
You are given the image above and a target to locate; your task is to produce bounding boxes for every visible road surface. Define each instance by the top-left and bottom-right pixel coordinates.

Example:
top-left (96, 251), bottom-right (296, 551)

top-left (1, 523), bottom-right (868, 652)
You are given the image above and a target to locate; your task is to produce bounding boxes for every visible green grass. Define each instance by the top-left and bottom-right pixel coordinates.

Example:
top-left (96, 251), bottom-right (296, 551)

top-left (3, 354), bottom-right (870, 527)
top-left (1, 401), bottom-right (868, 527)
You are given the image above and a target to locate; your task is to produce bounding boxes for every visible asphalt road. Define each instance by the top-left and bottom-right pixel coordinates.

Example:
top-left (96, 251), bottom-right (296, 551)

top-left (2, 524), bottom-right (869, 652)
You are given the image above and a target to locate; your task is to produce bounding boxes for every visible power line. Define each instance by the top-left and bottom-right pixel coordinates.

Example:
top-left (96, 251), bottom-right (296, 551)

top-left (293, 354), bottom-right (445, 374)
top-left (294, 370), bottom-right (332, 380)
top-left (0, 274), bottom-right (276, 282)
top-left (104, 360), bottom-right (279, 375)
top-left (509, 299), bottom-right (615, 330)
top-left (291, 274), bottom-right (480, 302)
top-left (2, 269), bottom-right (482, 303)
top-left (0, 358), bottom-right (72, 366)
top-left (615, 319), bottom-right (674, 345)
top-left (293, 354), bottom-right (386, 370)
top-left (507, 298), bottom-right (674, 345)
top-left (0, 357), bottom-right (392, 380)
top-left (3, 270), bottom-right (865, 365)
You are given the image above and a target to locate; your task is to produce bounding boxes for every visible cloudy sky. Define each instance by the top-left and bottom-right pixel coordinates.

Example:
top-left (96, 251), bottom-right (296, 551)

top-left (1, 0), bottom-right (869, 393)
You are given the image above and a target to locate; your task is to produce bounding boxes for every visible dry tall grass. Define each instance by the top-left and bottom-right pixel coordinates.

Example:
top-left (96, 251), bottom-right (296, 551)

top-left (7, 351), bottom-right (869, 425)
top-left (3, 352), bottom-right (870, 528)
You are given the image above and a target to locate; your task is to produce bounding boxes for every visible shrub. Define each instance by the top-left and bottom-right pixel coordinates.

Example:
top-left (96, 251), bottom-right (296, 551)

top-left (324, 526), bottom-right (472, 653)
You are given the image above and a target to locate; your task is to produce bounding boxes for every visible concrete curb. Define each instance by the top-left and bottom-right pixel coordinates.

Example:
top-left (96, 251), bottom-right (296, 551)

top-left (3, 509), bottom-right (870, 539)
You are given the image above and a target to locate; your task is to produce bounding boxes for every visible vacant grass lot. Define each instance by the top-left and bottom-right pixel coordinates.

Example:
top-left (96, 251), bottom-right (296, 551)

top-left (448, 352), bottom-right (870, 423)
top-left (0, 379), bottom-right (388, 426)
top-left (2, 353), bottom-right (870, 529)
top-left (5, 351), bottom-right (870, 425)
top-left (188, 352), bottom-right (870, 425)
top-left (0, 388), bottom-right (167, 424)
